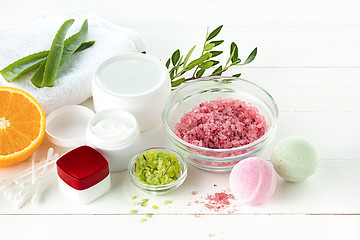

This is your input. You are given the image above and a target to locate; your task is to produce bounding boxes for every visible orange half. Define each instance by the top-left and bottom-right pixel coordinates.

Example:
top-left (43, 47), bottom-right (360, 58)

top-left (0, 87), bottom-right (46, 167)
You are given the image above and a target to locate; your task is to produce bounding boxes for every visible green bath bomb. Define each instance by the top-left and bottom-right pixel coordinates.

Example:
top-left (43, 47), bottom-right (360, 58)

top-left (271, 136), bottom-right (318, 182)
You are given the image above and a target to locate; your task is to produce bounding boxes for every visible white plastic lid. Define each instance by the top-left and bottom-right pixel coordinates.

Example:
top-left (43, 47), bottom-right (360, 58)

top-left (93, 53), bottom-right (170, 104)
top-left (46, 105), bottom-right (95, 148)
top-left (86, 109), bottom-right (140, 150)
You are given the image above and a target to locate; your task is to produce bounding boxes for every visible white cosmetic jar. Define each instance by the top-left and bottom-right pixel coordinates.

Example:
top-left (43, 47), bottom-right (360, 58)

top-left (86, 109), bottom-right (141, 172)
top-left (92, 53), bottom-right (171, 132)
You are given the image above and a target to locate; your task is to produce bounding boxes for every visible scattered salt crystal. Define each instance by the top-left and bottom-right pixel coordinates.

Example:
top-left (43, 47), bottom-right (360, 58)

top-left (189, 190), bottom-right (237, 213)
top-left (192, 191), bottom-right (198, 195)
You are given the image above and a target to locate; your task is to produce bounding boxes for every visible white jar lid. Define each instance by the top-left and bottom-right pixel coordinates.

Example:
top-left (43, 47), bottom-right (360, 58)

top-left (93, 53), bottom-right (170, 102)
top-left (92, 53), bottom-right (171, 131)
top-left (86, 109), bottom-right (140, 150)
top-left (46, 105), bottom-right (95, 148)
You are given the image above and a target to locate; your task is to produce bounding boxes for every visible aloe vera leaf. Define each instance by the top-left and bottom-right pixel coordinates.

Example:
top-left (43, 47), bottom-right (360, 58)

top-left (76, 40), bottom-right (95, 51)
top-left (32, 20), bottom-right (91, 88)
top-left (0, 51), bottom-right (48, 82)
top-left (60, 19), bottom-right (88, 65)
top-left (1, 40), bottom-right (95, 83)
top-left (31, 41), bottom-right (94, 88)
top-left (42, 19), bottom-right (75, 87)
top-left (31, 59), bottom-right (47, 87)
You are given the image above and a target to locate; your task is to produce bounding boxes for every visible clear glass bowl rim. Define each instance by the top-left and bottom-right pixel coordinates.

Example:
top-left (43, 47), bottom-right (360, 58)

top-left (162, 76), bottom-right (279, 153)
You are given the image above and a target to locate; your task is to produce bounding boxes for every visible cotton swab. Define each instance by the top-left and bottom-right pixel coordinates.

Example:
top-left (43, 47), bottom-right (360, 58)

top-left (1, 148), bottom-right (59, 209)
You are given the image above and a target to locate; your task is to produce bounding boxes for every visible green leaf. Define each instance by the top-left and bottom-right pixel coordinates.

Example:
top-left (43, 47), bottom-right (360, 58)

top-left (230, 42), bottom-right (238, 63)
top-left (183, 45), bottom-right (196, 67)
top-left (75, 41), bottom-right (95, 51)
top-left (1, 41), bottom-right (94, 83)
top-left (196, 69), bottom-right (205, 78)
top-left (212, 65), bottom-right (223, 75)
top-left (186, 52), bottom-right (212, 70)
top-left (171, 78), bottom-right (185, 87)
top-left (32, 20), bottom-right (91, 88)
top-left (165, 58), bottom-right (171, 68)
top-left (232, 73), bottom-right (241, 77)
top-left (210, 40), bottom-right (224, 46)
top-left (171, 49), bottom-right (180, 66)
top-left (0, 51), bottom-right (48, 82)
top-left (210, 60), bottom-right (219, 66)
top-left (199, 61), bottom-right (213, 69)
top-left (206, 25), bottom-right (223, 41)
top-left (174, 56), bottom-right (183, 74)
top-left (141, 51), bottom-right (146, 54)
top-left (209, 51), bottom-right (223, 57)
top-left (242, 47), bottom-right (257, 65)
top-left (169, 68), bottom-right (175, 79)
top-left (60, 19), bottom-right (88, 66)
top-left (33, 19), bottom-right (75, 88)
top-left (204, 43), bottom-right (215, 51)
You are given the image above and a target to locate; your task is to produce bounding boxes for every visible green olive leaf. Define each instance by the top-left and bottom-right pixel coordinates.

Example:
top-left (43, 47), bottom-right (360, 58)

top-left (171, 49), bottom-right (180, 66)
top-left (204, 43), bottom-right (215, 51)
top-left (171, 78), bottom-right (185, 87)
top-left (165, 58), bottom-right (171, 68)
top-left (206, 25), bottom-right (223, 41)
top-left (209, 51), bottom-right (223, 57)
top-left (230, 42), bottom-right (238, 63)
top-left (186, 52), bottom-right (212, 70)
top-left (242, 47), bottom-right (257, 65)
top-left (199, 61), bottom-right (213, 69)
top-left (212, 65), bottom-right (223, 75)
top-left (210, 60), bottom-right (219, 66)
top-left (210, 40), bottom-right (224, 46)
top-left (196, 69), bottom-right (205, 78)
top-left (183, 45), bottom-right (196, 67)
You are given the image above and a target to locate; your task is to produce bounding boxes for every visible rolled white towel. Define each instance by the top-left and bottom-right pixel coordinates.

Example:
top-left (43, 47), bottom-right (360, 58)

top-left (0, 10), bottom-right (145, 115)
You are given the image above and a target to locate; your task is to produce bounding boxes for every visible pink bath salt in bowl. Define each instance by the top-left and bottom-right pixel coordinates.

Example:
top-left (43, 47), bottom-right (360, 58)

top-left (174, 97), bottom-right (268, 149)
top-left (162, 77), bottom-right (278, 172)
top-left (229, 157), bottom-right (277, 205)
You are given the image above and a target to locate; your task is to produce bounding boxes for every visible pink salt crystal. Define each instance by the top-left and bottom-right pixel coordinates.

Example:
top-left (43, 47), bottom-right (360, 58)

top-left (175, 97), bottom-right (267, 149)
top-left (202, 191), bottom-right (235, 212)
top-left (192, 191), bottom-right (198, 195)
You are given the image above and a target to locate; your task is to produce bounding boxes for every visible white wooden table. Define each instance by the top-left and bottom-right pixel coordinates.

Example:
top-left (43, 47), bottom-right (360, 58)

top-left (1, 0), bottom-right (359, 239)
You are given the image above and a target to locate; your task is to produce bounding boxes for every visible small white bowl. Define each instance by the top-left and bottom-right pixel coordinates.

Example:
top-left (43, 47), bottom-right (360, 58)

top-left (46, 105), bottom-right (95, 148)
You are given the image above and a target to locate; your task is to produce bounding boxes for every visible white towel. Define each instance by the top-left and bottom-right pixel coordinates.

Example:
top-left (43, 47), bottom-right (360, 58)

top-left (0, 10), bottom-right (145, 115)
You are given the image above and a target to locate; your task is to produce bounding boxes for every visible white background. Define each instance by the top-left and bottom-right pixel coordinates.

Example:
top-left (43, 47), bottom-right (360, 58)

top-left (0, 0), bottom-right (360, 239)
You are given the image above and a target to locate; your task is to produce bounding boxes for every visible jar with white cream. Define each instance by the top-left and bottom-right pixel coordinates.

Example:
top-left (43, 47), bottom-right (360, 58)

top-left (86, 109), bottom-right (141, 172)
top-left (92, 53), bottom-right (171, 132)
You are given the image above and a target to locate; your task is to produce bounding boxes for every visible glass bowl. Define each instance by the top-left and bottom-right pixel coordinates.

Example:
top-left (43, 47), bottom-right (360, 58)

top-left (162, 76), bottom-right (278, 172)
top-left (128, 147), bottom-right (188, 195)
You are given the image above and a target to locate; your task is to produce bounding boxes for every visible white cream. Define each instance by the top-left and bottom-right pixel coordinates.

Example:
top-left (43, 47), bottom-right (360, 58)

top-left (91, 118), bottom-right (132, 143)
top-left (86, 109), bottom-right (141, 172)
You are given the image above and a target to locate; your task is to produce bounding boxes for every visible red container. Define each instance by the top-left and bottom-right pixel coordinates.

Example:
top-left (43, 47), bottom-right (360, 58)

top-left (56, 146), bottom-right (110, 203)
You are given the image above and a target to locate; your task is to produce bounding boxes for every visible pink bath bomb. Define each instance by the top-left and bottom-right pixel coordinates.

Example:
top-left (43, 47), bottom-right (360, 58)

top-left (229, 157), bottom-right (276, 205)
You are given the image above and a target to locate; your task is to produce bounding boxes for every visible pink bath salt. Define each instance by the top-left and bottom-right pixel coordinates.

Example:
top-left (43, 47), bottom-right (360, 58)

top-left (175, 97), bottom-right (268, 149)
top-left (203, 191), bottom-right (235, 212)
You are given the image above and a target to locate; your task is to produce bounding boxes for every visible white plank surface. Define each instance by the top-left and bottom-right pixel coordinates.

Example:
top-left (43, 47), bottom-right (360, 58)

top-left (0, 0), bottom-right (360, 239)
top-left (1, 215), bottom-right (360, 240)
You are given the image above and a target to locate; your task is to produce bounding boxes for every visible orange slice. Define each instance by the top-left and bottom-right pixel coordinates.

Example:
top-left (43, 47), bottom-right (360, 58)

top-left (0, 87), bottom-right (46, 167)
